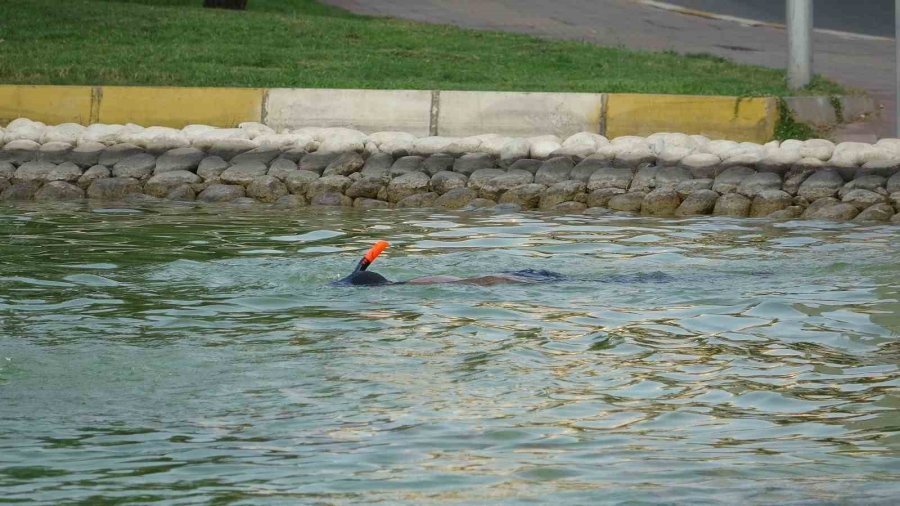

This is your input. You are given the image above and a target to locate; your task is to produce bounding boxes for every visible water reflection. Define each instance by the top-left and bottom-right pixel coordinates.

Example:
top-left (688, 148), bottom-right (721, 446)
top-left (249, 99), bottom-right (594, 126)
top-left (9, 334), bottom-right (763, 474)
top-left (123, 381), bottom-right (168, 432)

top-left (0, 202), bottom-right (898, 504)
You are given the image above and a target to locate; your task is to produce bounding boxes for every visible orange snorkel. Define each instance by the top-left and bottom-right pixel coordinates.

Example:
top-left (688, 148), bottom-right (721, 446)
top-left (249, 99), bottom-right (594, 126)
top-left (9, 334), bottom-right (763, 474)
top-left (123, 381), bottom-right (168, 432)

top-left (353, 240), bottom-right (389, 273)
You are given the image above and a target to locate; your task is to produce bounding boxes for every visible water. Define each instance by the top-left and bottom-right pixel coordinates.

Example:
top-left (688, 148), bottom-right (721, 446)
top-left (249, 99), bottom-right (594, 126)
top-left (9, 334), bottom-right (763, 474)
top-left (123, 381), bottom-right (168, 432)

top-left (1, 202), bottom-right (898, 504)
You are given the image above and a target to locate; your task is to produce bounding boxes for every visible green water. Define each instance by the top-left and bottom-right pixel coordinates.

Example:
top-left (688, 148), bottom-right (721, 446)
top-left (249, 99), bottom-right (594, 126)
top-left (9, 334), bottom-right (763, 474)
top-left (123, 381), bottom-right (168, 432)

top-left (1, 202), bottom-right (898, 504)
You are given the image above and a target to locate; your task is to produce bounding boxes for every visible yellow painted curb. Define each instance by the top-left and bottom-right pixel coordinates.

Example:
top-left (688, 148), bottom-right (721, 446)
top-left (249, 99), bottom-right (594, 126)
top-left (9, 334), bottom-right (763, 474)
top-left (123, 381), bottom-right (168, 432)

top-left (605, 94), bottom-right (777, 143)
top-left (0, 85), bottom-right (94, 126)
top-left (97, 86), bottom-right (265, 128)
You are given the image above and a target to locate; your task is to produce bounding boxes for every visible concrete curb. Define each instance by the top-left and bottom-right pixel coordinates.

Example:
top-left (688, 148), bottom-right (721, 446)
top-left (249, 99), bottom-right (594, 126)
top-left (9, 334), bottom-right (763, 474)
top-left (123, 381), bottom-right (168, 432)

top-left (0, 84), bottom-right (879, 143)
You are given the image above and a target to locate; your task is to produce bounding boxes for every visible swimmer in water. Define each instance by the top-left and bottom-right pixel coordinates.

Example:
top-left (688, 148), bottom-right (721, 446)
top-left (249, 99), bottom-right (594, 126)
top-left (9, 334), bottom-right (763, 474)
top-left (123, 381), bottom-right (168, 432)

top-left (333, 241), bottom-right (565, 286)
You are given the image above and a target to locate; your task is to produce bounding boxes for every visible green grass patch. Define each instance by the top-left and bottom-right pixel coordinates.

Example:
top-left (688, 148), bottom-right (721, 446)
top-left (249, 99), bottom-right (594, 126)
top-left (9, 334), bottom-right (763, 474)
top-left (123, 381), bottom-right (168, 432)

top-left (0, 0), bottom-right (845, 97)
top-left (773, 98), bottom-right (818, 141)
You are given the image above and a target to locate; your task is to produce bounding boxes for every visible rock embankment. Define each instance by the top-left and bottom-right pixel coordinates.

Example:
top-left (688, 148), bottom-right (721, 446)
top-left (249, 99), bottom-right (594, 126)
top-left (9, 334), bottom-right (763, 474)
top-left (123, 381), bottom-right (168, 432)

top-left (2, 118), bottom-right (899, 223)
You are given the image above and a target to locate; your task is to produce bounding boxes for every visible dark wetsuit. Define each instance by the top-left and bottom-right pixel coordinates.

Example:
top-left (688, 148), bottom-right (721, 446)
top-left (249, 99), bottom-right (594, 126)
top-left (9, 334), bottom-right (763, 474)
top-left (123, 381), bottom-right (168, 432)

top-left (333, 269), bottom-right (566, 287)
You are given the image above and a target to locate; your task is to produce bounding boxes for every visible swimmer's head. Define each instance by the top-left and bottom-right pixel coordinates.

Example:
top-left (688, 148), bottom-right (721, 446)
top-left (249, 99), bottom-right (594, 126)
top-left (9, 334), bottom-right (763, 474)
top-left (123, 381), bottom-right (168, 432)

top-left (341, 270), bottom-right (391, 286)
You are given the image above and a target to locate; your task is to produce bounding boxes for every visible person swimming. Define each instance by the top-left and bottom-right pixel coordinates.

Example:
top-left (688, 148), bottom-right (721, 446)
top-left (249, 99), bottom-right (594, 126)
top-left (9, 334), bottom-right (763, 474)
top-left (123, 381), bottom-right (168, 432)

top-left (333, 241), bottom-right (565, 286)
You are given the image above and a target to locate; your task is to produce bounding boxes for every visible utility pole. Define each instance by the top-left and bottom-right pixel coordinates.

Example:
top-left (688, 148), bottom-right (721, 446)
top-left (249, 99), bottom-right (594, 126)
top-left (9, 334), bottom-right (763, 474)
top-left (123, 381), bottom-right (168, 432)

top-left (786, 0), bottom-right (812, 89)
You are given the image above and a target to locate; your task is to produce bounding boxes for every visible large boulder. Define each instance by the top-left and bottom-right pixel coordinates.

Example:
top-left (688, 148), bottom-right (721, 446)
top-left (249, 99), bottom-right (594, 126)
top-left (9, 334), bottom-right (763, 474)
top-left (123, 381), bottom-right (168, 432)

top-left (70, 142), bottom-right (106, 168)
top-left (675, 178), bottom-right (712, 197)
top-left (112, 153), bottom-right (156, 179)
top-left (607, 192), bottom-right (646, 212)
top-left (586, 187), bottom-right (625, 208)
top-left (154, 147), bottom-right (206, 174)
top-left (507, 158), bottom-right (543, 175)
top-left (230, 147), bottom-right (280, 166)
top-left (798, 169), bottom-right (845, 200)
top-left (307, 175), bottom-right (352, 199)
top-left (34, 181), bottom-right (84, 201)
top-left (397, 192), bottom-right (438, 208)
top-left (284, 170), bottom-right (320, 195)
top-left (674, 189), bottom-right (719, 216)
top-left (628, 164), bottom-right (659, 192)
top-left (713, 193), bottom-right (751, 217)
top-left (534, 157), bottom-right (575, 185)
top-left (247, 175), bottom-right (289, 203)
top-left (220, 161), bottom-right (268, 186)
top-left (98, 143), bottom-right (144, 167)
top-left (641, 189), bottom-right (681, 216)
top-left (539, 180), bottom-right (585, 209)
top-left (386, 172), bottom-right (430, 202)
top-left (197, 184), bottom-right (246, 203)
top-left (2, 139), bottom-right (40, 164)
top-left (569, 157), bottom-right (606, 182)
top-left (854, 203), bottom-right (895, 222)
top-left (750, 189), bottom-right (792, 217)
top-left (712, 166), bottom-right (755, 194)
top-left (77, 165), bottom-right (111, 189)
top-left (37, 142), bottom-right (74, 164)
top-left (360, 152), bottom-right (394, 178)
top-left (87, 177), bottom-right (142, 200)
top-left (422, 154), bottom-right (455, 176)
top-left (267, 158), bottom-right (299, 181)
top-left (498, 183), bottom-right (546, 209)
top-left (737, 171), bottom-right (782, 198)
top-left (479, 171), bottom-right (533, 200)
top-left (587, 166), bottom-right (633, 191)
top-left (679, 153), bottom-right (721, 179)
top-left (467, 168), bottom-right (506, 193)
top-left (300, 152), bottom-right (341, 174)
top-left (353, 197), bottom-right (389, 210)
top-left (0, 181), bottom-right (41, 201)
top-left (345, 177), bottom-right (384, 199)
top-left (842, 188), bottom-right (886, 210)
top-left (197, 156), bottom-right (230, 182)
top-left (654, 166), bottom-right (693, 191)
top-left (310, 191), bottom-right (353, 207)
top-left (887, 172), bottom-right (900, 194)
top-left (390, 155), bottom-right (425, 177)
top-left (802, 200), bottom-right (859, 220)
top-left (323, 152), bottom-right (365, 177)
top-left (15, 161), bottom-right (81, 182)
top-left (453, 153), bottom-right (495, 176)
top-left (430, 171), bottom-right (468, 195)
top-left (839, 175), bottom-right (887, 197)
top-left (144, 170), bottom-right (201, 197)
top-left (435, 187), bottom-right (478, 209)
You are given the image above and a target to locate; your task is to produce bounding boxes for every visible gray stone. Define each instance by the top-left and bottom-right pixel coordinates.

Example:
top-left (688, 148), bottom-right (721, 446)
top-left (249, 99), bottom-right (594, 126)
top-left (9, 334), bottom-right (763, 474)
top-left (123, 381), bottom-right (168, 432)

top-left (479, 171), bottom-right (534, 200)
top-left (587, 166), bottom-right (633, 191)
top-left (506, 158), bottom-right (543, 175)
top-left (758, 150), bottom-right (800, 174)
top-left (675, 178), bottom-right (712, 198)
top-left (15, 161), bottom-right (82, 183)
top-left (1, 181), bottom-right (41, 201)
top-left (798, 169), bottom-right (845, 200)
top-left (112, 153), bottom-right (156, 179)
top-left (285, 170), bottom-right (320, 195)
top-left (87, 177), bottom-right (142, 200)
top-left (842, 188), bottom-right (886, 210)
top-left (280, 147), bottom-right (308, 163)
top-left (311, 191), bottom-right (352, 207)
top-left (713, 193), bottom-right (751, 217)
top-left (300, 152), bottom-right (340, 175)
top-left (782, 166), bottom-right (815, 195)
top-left (738, 172), bottom-right (782, 198)
top-left (99, 143), bottom-right (144, 167)
top-left (654, 166), bottom-right (693, 191)
top-left (840, 175), bottom-right (887, 197)
top-left (0, 179), bottom-right (11, 194)
top-left (360, 152), bottom-right (394, 178)
top-left (37, 142), bottom-right (73, 164)
top-left (435, 187), bottom-right (478, 209)
top-left (220, 161), bottom-right (268, 186)
top-left (679, 153), bottom-right (721, 179)
top-left (389, 156), bottom-right (425, 177)
top-left (854, 203), bottom-right (894, 222)
top-left (713, 166), bottom-right (756, 194)
top-left (155, 147), bottom-right (206, 174)
top-left (540, 180), bottom-right (585, 209)
top-left (493, 203), bottom-right (523, 213)
top-left (569, 157), bottom-right (607, 182)
top-left (267, 158), bottom-right (299, 180)
top-left (77, 165), bottom-right (111, 189)
top-left (198, 184), bottom-right (246, 203)
top-left (422, 154), bottom-right (455, 176)
top-left (857, 159), bottom-right (900, 179)
top-left (323, 152), bottom-right (365, 177)
top-left (887, 172), bottom-right (900, 194)
top-left (229, 147), bottom-right (280, 166)
top-left (614, 148), bottom-right (655, 168)
top-left (498, 183), bottom-right (546, 209)
top-left (387, 172), bottom-right (430, 203)
top-left (70, 142), bottom-right (106, 168)
top-left (345, 177), bottom-right (384, 199)
top-left (641, 189), bottom-right (681, 216)
top-left (534, 157), bottom-right (575, 185)
top-left (750, 190), bottom-right (792, 217)
top-left (2, 139), bottom-right (40, 164)
top-left (308, 175), bottom-right (352, 199)
top-left (802, 201), bottom-right (859, 220)
top-left (463, 198), bottom-right (498, 209)
top-left (587, 187), bottom-right (625, 208)
top-left (144, 170), bottom-right (201, 197)
top-left (552, 201), bottom-right (588, 212)
top-left (675, 189), bottom-right (719, 216)
top-left (197, 156), bottom-right (230, 182)
top-left (467, 168), bottom-right (506, 193)
top-left (166, 184), bottom-right (196, 202)
top-left (607, 192), bottom-right (646, 213)
top-left (430, 170), bottom-right (468, 195)
top-left (890, 191), bottom-right (900, 209)
top-left (34, 181), bottom-right (84, 201)
top-left (584, 206), bottom-right (614, 216)
top-left (453, 153), bottom-right (495, 176)
top-left (353, 197), bottom-right (390, 210)
top-left (0, 162), bottom-right (14, 180)
top-left (207, 139), bottom-right (257, 160)
top-left (247, 175), bottom-right (289, 203)
top-left (767, 206), bottom-right (803, 219)
top-left (273, 194), bottom-right (308, 208)
top-left (397, 192), bottom-right (438, 208)
top-left (628, 164), bottom-right (659, 192)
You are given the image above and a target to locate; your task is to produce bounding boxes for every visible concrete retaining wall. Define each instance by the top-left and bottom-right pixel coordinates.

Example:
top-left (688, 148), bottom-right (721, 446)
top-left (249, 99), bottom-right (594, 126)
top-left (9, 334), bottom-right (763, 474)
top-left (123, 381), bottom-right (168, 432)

top-left (2, 84), bottom-right (874, 144)
top-left (2, 119), bottom-right (899, 224)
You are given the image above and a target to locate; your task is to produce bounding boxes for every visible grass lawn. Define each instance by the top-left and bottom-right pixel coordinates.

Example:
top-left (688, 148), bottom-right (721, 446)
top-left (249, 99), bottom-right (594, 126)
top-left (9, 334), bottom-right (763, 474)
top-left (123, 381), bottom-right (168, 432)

top-left (0, 0), bottom-right (844, 97)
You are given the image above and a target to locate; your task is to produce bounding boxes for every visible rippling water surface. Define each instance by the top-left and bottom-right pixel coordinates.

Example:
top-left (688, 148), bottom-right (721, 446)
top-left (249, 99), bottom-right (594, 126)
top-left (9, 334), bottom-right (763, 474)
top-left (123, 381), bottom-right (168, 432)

top-left (1, 202), bottom-right (898, 504)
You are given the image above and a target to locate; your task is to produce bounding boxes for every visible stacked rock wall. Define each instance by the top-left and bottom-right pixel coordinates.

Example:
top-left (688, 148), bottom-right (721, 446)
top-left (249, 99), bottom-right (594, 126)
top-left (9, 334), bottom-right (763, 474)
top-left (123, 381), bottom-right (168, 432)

top-left (1, 118), bottom-right (899, 223)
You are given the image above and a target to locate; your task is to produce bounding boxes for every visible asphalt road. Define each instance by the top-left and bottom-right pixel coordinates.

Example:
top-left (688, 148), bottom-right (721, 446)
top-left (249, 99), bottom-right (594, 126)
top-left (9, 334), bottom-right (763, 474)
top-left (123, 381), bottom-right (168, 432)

top-left (323, 0), bottom-right (895, 138)
top-left (666, 0), bottom-right (894, 37)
